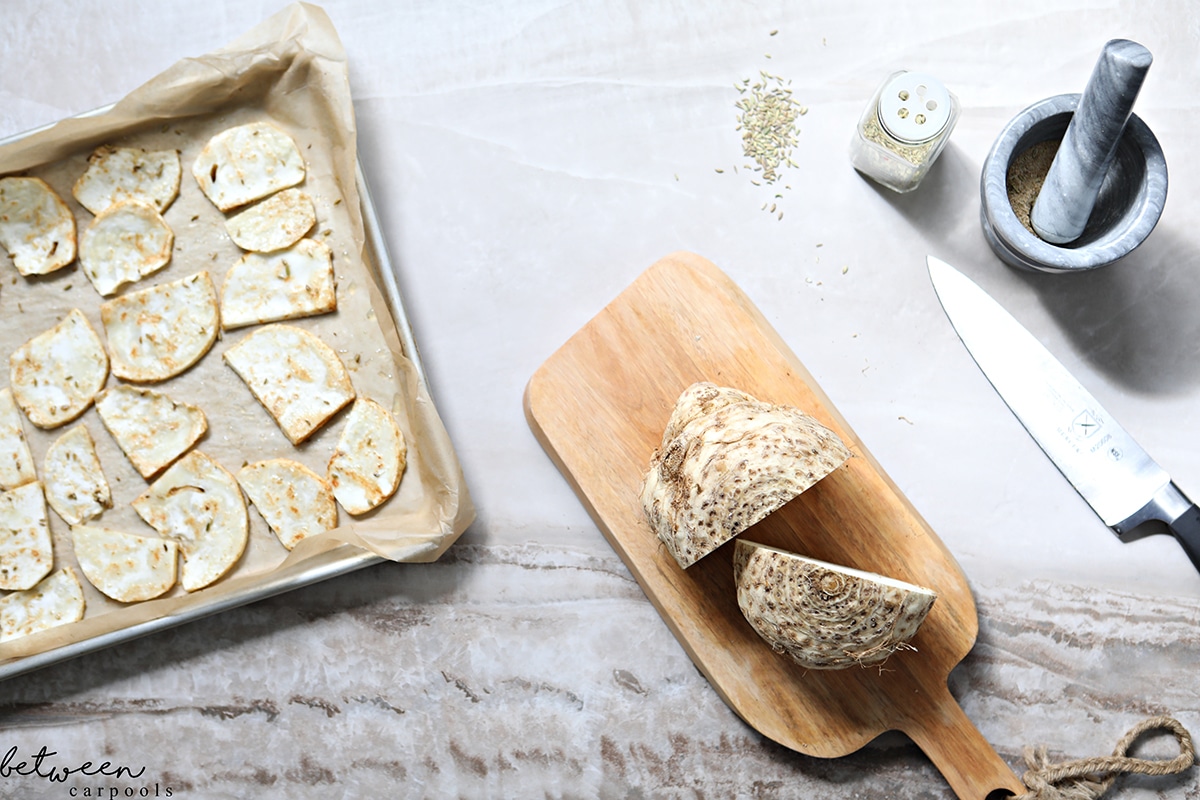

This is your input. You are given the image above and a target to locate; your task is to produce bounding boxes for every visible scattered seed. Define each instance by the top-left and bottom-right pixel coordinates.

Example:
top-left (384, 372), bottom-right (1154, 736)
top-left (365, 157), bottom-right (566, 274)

top-left (734, 68), bottom-right (805, 184)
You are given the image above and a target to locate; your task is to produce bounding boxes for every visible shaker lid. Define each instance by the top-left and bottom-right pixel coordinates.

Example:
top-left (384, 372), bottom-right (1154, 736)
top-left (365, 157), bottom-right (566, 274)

top-left (878, 72), bottom-right (953, 144)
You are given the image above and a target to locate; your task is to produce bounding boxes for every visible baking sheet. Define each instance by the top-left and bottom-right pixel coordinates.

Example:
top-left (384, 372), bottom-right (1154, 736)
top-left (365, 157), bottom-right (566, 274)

top-left (0, 3), bottom-right (474, 677)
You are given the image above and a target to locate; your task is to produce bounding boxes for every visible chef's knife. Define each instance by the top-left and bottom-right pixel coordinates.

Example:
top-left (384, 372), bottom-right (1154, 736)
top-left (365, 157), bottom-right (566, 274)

top-left (927, 255), bottom-right (1200, 573)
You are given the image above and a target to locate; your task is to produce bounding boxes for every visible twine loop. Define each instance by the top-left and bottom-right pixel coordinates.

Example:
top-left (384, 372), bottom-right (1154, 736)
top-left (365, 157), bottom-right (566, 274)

top-left (1014, 715), bottom-right (1195, 800)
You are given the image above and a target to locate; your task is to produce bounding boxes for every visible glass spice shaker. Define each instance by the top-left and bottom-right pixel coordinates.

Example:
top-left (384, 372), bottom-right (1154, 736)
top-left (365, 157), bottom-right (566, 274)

top-left (849, 70), bottom-right (959, 193)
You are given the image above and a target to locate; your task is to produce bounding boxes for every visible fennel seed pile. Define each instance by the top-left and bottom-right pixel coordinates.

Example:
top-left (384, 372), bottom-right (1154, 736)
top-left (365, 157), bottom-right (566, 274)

top-left (736, 70), bottom-right (806, 185)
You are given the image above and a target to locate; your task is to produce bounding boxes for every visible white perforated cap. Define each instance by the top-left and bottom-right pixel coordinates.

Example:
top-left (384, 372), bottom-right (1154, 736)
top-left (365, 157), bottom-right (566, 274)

top-left (878, 72), bottom-right (952, 144)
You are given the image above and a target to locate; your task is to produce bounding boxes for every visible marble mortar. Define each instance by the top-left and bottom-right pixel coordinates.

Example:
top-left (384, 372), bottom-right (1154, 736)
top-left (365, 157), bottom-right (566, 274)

top-left (979, 93), bottom-right (1167, 273)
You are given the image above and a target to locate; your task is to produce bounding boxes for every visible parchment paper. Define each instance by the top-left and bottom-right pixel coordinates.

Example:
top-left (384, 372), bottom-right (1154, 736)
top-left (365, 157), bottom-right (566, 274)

top-left (0, 3), bottom-right (475, 662)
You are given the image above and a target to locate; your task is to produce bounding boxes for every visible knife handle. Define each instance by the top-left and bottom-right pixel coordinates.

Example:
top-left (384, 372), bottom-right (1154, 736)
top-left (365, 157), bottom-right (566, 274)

top-left (1167, 504), bottom-right (1200, 574)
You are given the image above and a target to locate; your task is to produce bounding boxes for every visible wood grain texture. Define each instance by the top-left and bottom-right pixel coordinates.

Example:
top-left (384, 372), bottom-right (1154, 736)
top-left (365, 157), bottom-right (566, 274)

top-left (524, 252), bottom-right (1024, 799)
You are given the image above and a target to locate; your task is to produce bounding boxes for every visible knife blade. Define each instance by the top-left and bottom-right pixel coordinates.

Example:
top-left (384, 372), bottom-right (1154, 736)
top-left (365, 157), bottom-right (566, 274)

top-left (927, 255), bottom-right (1200, 573)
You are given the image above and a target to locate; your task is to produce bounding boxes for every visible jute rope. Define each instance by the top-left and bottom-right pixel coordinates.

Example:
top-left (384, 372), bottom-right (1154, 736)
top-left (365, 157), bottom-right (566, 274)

top-left (1013, 715), bottom-right (1195, 800)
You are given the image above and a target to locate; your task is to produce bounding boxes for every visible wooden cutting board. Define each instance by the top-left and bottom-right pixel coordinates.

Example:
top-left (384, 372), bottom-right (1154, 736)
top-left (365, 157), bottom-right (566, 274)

top-left (524, 252), bottom-right (1025, 799)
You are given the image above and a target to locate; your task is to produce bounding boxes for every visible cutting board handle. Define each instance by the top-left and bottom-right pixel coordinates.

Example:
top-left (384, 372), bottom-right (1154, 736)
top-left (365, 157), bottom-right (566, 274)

top-left (905, 684), bottom-right (1026, 799)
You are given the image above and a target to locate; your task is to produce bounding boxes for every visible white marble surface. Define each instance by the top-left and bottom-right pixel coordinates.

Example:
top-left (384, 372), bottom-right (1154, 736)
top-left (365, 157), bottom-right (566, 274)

top-left (2, 1), bottom-right (1200, 798)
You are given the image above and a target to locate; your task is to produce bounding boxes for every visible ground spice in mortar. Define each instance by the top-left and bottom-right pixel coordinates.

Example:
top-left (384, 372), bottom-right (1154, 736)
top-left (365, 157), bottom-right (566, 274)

top-left (1006, 138), bottom-right (1060, 234)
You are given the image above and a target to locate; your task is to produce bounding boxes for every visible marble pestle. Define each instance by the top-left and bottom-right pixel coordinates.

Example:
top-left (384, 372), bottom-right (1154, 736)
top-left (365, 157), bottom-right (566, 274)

top-left (1031, 39), bottom-right (1153, 245)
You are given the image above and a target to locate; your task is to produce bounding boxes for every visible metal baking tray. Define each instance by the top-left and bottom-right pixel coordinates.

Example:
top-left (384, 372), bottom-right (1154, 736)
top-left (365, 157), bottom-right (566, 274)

top-left (0, 113), bottom-right (427, 681)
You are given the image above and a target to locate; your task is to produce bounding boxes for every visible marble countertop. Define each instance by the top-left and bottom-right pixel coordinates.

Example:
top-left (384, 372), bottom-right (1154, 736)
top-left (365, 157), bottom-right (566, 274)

top-left (2, 1), bottom-right (1200, 797)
